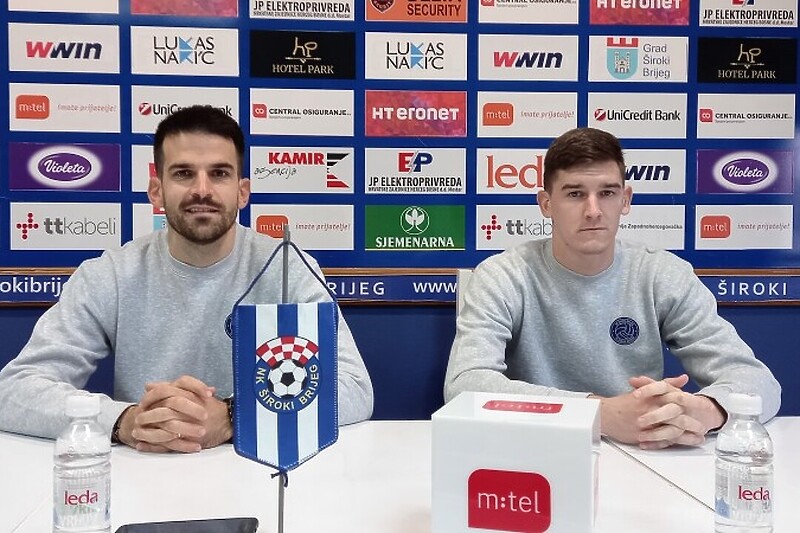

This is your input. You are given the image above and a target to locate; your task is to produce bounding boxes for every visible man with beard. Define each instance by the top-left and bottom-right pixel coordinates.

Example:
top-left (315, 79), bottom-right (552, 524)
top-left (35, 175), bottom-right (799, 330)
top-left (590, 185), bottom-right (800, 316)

top-left (0, 106), bottom-right (373, 452)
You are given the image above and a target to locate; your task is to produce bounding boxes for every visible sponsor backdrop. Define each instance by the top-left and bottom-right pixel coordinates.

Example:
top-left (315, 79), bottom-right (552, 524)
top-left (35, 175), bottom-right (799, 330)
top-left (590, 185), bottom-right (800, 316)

top-left (1, 0), bottom-right (799, 302)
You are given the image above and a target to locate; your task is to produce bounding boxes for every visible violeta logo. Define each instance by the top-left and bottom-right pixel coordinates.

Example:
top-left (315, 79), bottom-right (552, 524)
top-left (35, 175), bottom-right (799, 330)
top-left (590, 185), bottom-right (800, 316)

top-left (468, 469), bottom-right (552, 532)
top-left (9, 142), bottom-right (121, 191)
top-left (365, 205), bottom-right (465, 251)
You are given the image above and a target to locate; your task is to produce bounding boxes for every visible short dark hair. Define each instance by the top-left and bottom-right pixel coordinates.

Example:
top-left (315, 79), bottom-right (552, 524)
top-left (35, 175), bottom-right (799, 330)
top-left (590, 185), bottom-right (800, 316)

top-left (153, 105), bottom-right (245, 177)
top-left (543, 127), bottom-right (626, 191)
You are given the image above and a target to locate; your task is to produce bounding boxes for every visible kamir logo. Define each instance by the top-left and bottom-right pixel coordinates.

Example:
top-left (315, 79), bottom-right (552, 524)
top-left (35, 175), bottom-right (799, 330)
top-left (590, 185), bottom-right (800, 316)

top-left (468, 469), bottom-right (552, 532)
top-left (700, 215), bottom-right (731, 239)
top-left (483, 103), bottom-right (514, 126)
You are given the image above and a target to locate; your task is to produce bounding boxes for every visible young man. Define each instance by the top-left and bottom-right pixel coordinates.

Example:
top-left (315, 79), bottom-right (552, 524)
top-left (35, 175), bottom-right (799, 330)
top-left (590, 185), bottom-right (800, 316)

top-left (0, 106), bottom-right (373, 453)
top-left (445, 127), bottom-right (780, 449)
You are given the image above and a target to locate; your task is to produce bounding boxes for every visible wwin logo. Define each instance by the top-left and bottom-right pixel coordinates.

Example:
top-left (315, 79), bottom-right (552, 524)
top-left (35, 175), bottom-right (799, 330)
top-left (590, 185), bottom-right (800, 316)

top-left (26, 41), bottom-right (102, 60)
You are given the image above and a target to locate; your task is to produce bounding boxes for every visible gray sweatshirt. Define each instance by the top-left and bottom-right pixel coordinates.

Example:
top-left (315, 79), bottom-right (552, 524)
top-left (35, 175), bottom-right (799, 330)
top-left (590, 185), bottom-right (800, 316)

top-left (445, 239), bottom-right (781, 422)
top-left (0, 225), bottom-right (373, 438)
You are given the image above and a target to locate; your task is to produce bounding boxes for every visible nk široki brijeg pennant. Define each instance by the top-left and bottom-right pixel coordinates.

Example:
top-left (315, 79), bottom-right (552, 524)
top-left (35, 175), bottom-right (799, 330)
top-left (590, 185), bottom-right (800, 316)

top-left (232, 302), bottom-right (338, 471)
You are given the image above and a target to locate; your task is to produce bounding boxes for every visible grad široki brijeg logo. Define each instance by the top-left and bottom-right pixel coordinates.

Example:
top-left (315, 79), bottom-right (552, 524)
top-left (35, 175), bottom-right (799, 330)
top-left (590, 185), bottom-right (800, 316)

top-left (255, 335), bottom-right (320, 413)
top-left (609, 316), bottom-right (639, 345)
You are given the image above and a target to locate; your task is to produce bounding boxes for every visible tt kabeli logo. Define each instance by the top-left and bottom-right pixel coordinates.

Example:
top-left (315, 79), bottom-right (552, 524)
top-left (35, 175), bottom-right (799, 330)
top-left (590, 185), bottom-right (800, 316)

top-left (398, 151), bottom-right (433, 173)
top-left (606, 37), bottom-right (639, 80)
top-left (481, 213), bottom-right (552, 241)
top-left (153, 35), bottom-right (215, 65)
top-left (16, 95), bottom-right (50, 119)
top-left (481, 214), bottom-right (504, 241)
top-left (15, 212), bottom-right (116, 238)
top-left (468, 469), bottom-right (552, 533)
top-left (26, 40), bottom-right (102, 60)
top-left (16, 212), bottom-right (40, 240)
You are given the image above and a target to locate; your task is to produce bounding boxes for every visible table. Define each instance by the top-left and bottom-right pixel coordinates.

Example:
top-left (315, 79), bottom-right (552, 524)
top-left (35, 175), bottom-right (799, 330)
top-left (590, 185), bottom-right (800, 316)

top-left (3, 421), bottom-right (716, 532)
top-left (610, 416), bottom-right (799, 531)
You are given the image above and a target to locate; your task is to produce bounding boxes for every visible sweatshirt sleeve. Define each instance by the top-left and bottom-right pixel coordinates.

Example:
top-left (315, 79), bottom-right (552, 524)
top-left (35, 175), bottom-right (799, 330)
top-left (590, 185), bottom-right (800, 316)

top-left (656, 257), bottom-right (781, 423)
top-left (0, 259), bottom-right (131, 439)
top-left (289, 253), bottom-right (374, 425)
top-left (444, 256), bottom-right (590, 402)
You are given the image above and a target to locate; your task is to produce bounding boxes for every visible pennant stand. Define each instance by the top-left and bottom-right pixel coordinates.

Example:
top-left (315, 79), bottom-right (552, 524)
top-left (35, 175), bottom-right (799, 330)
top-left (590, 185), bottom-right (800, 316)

top-left (230, 225), bottom-right (340, 533)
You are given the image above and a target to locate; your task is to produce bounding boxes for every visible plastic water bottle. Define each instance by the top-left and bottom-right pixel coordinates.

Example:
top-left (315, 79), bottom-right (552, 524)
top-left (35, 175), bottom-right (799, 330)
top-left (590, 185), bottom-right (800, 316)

top-left (53, 394), bottom-right (111, 533)
top-left (714, 393), bottom-right (773, 532)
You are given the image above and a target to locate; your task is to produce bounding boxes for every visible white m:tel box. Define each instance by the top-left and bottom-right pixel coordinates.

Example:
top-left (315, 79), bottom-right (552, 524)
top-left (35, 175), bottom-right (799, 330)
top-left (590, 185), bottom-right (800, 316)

top-left (432, 391), bottom-right (600, 533)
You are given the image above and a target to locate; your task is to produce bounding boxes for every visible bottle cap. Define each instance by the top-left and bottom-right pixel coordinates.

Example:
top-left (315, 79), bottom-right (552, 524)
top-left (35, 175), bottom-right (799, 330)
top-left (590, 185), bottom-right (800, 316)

top-left (66, 393), bottom-right (101, 418)
top-left (727, 393), bottom-right (762, 416)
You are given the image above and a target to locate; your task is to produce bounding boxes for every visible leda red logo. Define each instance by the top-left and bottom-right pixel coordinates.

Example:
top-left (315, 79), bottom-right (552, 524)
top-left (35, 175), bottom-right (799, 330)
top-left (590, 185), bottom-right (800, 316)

top-left (483, 400), bottom-right (563, 414)
top-left (468, 469), bottom-right (551, 532)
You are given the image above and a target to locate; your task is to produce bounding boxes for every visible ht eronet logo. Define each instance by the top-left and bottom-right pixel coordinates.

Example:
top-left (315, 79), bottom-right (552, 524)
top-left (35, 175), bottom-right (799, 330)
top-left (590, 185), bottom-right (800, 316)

top-left (468, 469), bottom-right (551, 532)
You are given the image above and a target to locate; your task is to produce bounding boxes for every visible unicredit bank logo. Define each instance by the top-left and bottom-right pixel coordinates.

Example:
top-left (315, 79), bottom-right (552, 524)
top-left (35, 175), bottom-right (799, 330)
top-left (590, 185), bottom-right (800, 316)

top-left (139, 102), bottom-right (233, 117)
top-left (468, 469), bottom-right (551, 532)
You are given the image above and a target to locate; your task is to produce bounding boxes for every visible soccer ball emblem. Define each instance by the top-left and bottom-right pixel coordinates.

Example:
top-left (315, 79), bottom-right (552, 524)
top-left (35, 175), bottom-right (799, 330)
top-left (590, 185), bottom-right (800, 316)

top-left (267, 359), bottom-right (309, 398)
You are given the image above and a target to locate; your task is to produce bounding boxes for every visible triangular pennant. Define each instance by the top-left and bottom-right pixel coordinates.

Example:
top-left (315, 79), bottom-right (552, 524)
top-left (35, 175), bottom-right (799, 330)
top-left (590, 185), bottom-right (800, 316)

top-left (232, 302), bottom-right (338, 471)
